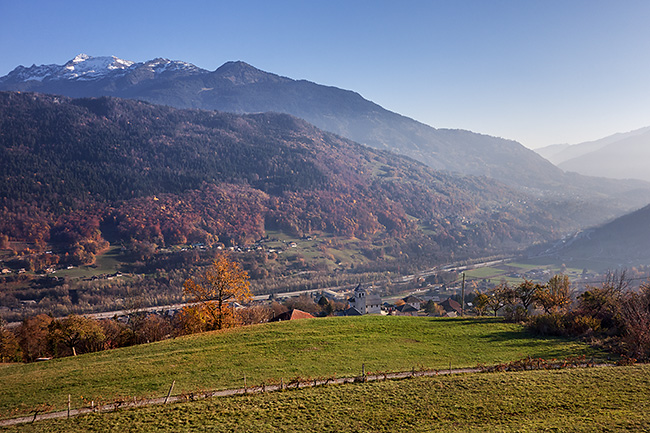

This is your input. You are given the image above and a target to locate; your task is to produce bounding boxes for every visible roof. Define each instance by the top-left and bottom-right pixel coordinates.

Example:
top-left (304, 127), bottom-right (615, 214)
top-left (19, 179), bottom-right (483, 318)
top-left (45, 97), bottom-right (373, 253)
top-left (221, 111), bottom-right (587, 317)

top-left (343, 307), bottom-right (363, 316)
top-left (269, 309), bottom-right (314, 322)
top-left (366, 294), bottom-right (382, 304)
top-left (403, 295), bottom-right (423, 304)
top-left (396, 304), bottom-right (419, 313)
top-left (440, 298), bottom-right (462, 313)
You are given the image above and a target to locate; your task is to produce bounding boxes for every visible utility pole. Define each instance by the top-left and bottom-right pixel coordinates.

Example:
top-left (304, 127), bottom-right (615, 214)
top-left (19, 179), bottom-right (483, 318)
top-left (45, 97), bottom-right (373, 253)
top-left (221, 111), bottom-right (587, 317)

top-left (461, 272), bottom-right (466, 316)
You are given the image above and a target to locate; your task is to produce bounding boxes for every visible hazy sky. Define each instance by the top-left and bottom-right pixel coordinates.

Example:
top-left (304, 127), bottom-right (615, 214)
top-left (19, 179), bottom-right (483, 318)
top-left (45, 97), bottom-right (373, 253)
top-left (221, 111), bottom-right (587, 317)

top-left (1, 0), bottom-right (649, 149)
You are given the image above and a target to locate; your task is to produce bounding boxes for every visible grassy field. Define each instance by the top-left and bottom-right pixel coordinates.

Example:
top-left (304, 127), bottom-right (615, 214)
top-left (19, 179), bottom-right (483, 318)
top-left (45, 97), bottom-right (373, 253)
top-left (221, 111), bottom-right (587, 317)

top-left (462, 261), bottom-right (586, 287)
top-left (0, 316), bottom-right (598, 420)
top-left (4, 364), bottom-right (649, 432)
top-left (51, 246), bottom-right (122, 279)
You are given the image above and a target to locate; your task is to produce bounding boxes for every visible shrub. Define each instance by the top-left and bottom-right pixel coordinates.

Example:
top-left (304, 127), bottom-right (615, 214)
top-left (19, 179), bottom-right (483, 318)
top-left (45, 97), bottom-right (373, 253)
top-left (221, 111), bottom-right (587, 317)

top-left (504, 305), bottom-right (528, 323)
top-left (619, 285), bottom-right (650, 361)
top-left (526, 313), bottom-right (568, 336)
top-left (566, 314), bottom-right (601, 336)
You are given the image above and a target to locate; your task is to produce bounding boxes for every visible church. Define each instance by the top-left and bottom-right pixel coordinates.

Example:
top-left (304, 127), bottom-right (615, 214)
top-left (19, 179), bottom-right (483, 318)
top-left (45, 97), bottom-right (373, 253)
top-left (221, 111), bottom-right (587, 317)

top-left (347, 284), bottom-right (382, 315)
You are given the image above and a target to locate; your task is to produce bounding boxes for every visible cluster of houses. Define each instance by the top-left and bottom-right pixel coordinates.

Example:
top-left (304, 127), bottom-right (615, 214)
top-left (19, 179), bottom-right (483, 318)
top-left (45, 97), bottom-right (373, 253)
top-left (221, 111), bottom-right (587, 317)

top-left (267, 284), bottom-right (464, 323)
top-left (341, 285), bottom-right (463, 317)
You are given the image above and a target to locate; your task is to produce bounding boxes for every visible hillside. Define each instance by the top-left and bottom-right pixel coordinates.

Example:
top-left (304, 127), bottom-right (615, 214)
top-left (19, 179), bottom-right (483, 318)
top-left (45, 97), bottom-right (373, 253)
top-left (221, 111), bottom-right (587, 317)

top-left (0, 316), bottom-right (597, 420)
top-left (532, 204), bottom-right (650, 269)
top-left (4, 55), bottom-right (650, 203)
top-left (0, 91), bottom-right (597, 267)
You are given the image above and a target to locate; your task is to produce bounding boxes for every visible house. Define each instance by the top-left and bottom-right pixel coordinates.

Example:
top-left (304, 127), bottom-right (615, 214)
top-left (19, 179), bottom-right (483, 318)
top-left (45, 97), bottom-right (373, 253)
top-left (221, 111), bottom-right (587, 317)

top-left (394, 303), bottom-right (419, 316)
top-left (347, 284), bottom-right (382, 315)
top-left (269, 309), bottom-right (314, 322)
top-left (440, 298), bottom-right (463, 316)
top-left (341, 307), bottom-right (363, 316)
top-left (402, 295), bottom-right (423, 310)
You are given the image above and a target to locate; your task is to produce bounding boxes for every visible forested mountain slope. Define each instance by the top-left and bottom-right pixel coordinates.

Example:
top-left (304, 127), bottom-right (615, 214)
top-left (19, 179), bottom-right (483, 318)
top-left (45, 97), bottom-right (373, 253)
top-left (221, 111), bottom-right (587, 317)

top-left (4, 55), bottom-right (649, 203)
top-left (0, 91), bottom-right (598, 267)
top-left (537, 204), bottom-right (650, 269)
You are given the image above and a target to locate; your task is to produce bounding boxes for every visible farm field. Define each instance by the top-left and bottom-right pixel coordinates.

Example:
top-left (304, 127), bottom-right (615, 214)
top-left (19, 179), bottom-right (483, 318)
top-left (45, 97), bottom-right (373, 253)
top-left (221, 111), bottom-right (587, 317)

top-left (0, 316), bottom-right (598, 420)
top-left (4, 364), bottom-right (649, 432)
top-left (461, 261), bottom-right (586, 287)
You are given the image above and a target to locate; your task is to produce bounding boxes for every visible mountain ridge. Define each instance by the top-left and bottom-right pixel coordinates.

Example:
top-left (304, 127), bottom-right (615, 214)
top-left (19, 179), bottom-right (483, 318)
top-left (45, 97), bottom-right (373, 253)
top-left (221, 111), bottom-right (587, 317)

top-left (536, 126), bottom-right (650, 167)
top-left (2, 55), bottom-right (650, 223)
top-left (0, 54), bottom-right (205, 84)
top-left (0, 55), bottom-right (565, 189)
top-left (2, 91), bottom-right (585, 268)
top-left (556, 128), bottom-right (650, 182)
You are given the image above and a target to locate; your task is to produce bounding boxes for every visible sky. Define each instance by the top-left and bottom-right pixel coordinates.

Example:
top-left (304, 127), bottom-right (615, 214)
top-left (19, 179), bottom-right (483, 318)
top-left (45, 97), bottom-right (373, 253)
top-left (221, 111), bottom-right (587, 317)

top-left (1, 0), bottom-right (650, 149)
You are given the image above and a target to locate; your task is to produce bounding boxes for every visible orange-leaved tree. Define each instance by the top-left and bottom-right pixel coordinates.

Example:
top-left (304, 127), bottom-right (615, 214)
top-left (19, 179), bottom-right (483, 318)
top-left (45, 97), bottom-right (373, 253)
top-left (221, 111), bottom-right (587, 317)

top-left (183, 253), bottom-right (251, 330)
top-left (536, 274), bottom-right (572, 314)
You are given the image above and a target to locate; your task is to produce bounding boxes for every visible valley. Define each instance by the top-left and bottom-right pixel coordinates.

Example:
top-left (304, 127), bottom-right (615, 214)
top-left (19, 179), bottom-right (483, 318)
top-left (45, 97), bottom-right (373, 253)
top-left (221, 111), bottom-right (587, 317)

top-left (2, 47), bottom-right (650, 432)
top-left (3, 90), bottom-right (631, 323)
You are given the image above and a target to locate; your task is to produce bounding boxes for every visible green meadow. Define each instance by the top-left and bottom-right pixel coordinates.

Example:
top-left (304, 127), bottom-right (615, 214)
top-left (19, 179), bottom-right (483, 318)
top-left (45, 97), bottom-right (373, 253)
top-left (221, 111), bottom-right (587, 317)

top-left (1, 316), bottom-right (598, 420)
top-left (5, 365), bottom-right (649, 432)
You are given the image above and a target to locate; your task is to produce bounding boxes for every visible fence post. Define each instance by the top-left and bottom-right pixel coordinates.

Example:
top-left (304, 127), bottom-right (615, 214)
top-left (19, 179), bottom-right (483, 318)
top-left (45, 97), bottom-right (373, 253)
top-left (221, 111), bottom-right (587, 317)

top-left (164, 380), bottom-right (175, 404)
top-left (362, 363), bottom-right (365, 382)
top-left (244, 375), bottom-right (247, 393)
top-left (68, 394), bottom-right (71, 418)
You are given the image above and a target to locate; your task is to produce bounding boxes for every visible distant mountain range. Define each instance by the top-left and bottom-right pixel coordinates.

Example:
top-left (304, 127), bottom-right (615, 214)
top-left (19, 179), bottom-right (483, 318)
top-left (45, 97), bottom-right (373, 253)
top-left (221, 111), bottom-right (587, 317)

top-left (3, 54), bottom-right (650, 249)
top-left (535, 126), bottom-right (650, 183)
top-left (4, 54), bottom-right (645, 199)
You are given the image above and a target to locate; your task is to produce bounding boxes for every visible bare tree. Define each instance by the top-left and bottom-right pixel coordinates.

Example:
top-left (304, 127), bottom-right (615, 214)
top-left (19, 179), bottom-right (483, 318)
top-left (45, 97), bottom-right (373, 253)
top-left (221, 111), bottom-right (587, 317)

top-left (485, 284), bottom-right (512, 317)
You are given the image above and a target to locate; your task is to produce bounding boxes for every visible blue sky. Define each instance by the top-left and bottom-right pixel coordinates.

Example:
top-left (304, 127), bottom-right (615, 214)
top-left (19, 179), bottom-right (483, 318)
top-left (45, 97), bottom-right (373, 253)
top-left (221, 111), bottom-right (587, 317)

top-left (1, 0), bottom-right (649, 148)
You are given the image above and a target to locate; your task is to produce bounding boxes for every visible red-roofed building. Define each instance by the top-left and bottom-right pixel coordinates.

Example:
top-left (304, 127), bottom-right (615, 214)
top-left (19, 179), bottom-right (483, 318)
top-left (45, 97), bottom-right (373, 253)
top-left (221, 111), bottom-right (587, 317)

top-left (440, 298), bottom-right (462, 316)
top-left (269, 309), bottom-right (314, 322)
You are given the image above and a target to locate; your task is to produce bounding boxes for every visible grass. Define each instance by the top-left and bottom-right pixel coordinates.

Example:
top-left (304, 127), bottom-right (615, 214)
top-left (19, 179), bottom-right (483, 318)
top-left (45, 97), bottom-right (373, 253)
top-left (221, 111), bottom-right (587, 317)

top-left (4, 364), bottom-right (649, 432)
top-left (0, 316), bottom-right (598, 419)
top-left (461, 262), bottom-right (589, 287)
top-left (464, 266), bottom-right (506, 280)
top-left (51, 245), bottom-right (122, 279)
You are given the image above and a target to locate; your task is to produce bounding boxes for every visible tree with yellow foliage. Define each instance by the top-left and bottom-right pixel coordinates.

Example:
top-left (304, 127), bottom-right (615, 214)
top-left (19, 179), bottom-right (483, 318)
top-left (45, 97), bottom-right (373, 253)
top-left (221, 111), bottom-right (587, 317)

top-left (535, 274), bottom-right (572, 314)
top-left (183, 253), bottom-right (251, 330)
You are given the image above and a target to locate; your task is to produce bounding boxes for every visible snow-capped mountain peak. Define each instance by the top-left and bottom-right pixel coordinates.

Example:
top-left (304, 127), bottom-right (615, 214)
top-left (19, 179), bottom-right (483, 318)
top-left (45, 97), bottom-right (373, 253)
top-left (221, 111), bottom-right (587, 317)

top-left (62, 54), bottom-right (136, 79)
top-left (0, 54), bottom-right (206, 85)
top-left (140, 58), bottom-right (205, 75)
